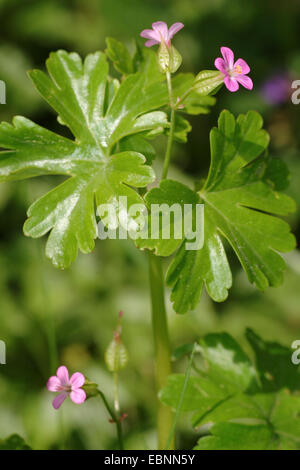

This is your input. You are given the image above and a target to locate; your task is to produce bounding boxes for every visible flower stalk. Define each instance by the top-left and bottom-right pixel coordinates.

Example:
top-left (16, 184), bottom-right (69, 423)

top-left (97, 389), bottom-right (124, 450)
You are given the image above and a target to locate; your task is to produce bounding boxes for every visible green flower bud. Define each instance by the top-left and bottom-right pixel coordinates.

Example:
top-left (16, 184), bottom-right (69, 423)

top-left (169, 46), bottom-right (182, 74)
top-left (157, 40), bottom-right (170, 73)
top-left (82, 380), bottom-right (99, 399)
top-left (193, 70), bottom-right (224, 96)
top-left (157, 42), bottom-right (182, 74)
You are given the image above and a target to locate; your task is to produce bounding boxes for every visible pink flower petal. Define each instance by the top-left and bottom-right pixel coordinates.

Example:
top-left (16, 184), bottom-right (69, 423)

top-left (70, 372), bottom-right (85, 389)
top-left (168, 22), bottom-right (184, 40)
top-left (47, 376), bottom-right (63, 392)
top-left (221, 47), bottom-right (235, 69)
top-left (214, 57), bottom-right (227, 74)
top-left (145, 39), bottom-right (160, 47)
top-left (140, 29), bottom-right (160, 42)
top-left (234, 58), bottom-right (250, 75)
top-left (70, 389), bottom-right (86, 405)
top-left (56, 366), bottom-right (69, 386)
top-left (52, 392), bottom-right (68, 410)
top-left (236, 74), bottom-right (253, 90)
top-left (224, 75), bottom-right (239, 92)
top-left (152, 21), bottom-right (169, 42)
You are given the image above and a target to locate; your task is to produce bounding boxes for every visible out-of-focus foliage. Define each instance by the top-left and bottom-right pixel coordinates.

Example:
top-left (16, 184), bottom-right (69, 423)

top-left (0, 433), bottom-right (31, 450)
top-left (0, 434), bottom-right (31, 450)
top-left (161, 331), bottom-right (300, 449)
top-left (0, 0), bottom-right (299, 450)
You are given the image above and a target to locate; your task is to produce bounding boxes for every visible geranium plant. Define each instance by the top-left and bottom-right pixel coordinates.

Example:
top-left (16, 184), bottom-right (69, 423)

top-left (0, 21), bottom-right (297, 450)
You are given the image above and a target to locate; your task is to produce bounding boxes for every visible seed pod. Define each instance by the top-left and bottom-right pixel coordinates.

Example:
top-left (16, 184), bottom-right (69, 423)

top-left (105, 311), bottom-right (129, 372)
top-left (105, 335), bottom-right (129, 372)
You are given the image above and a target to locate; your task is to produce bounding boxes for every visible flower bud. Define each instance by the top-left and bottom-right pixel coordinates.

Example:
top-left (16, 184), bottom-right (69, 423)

top-left (193, 70), bottom-right (224, 96)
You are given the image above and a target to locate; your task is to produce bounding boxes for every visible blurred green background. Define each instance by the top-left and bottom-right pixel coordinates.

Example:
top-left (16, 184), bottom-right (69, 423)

top-left (0, 0), bottom-right (299, 450)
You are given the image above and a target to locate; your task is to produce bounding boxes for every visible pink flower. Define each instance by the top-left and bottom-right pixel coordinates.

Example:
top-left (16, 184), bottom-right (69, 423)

top-left (47, 366), bottom-right (86, 410)
top-left (214, 46), bottom-right (253, 92)
top-left (140, 21), bottom-right (184, 48)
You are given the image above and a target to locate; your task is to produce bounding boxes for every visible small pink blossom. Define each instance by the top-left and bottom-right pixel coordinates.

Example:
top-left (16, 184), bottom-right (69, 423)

top-left (47, 366), bottom-right (86, 410)
top-left (214, 46), bottom-right (253, 92)
top-left (140, 21), bottom-right (184, 48)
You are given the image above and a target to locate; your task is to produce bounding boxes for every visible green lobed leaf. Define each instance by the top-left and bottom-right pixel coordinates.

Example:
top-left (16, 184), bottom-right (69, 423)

top-left (136, 179), bottom-right (200, 257)
top-left (172, 114), bottom-right (192, 143)
top-left (160, 331), bottom-right (300, 450)
top-left (0, 49), bottom-right (178, 268)
top-left (0, 46), bottom-right (206, 268)
top-left (197, 333), bottom-right (259, 394)
top-left (263, 156), bottom-right (291, 191)
top-left (194, 390), bottom-right (300, 450)
top-left (160, 374), bottom-right (228, 414)
top-left (161, 332), bottom-right (259, 416)
top-left (105, 37), bottom-right (134, 75)
top-left (166, 110), bottom-right (296, 313)
top-left (180, 92), bottom-right (216, 115)
top-left (119, 134), bottom-right (156, 165)
top-left (194, 422), bottom-right (275, 450)
top-left (246, 328), bottom-right (300, 392)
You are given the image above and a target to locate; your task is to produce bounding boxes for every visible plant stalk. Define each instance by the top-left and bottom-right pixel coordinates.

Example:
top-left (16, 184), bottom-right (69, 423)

top-left (162, 71), bottom-right (176, 180)
top-left (147, 69), bottom-right (176, 449)
top-left (113, 372), bottom-right (120, 415)
top-left (148, 252), bottom-right (174, 449)
top-left (98, 389), bottom-right (124, 450)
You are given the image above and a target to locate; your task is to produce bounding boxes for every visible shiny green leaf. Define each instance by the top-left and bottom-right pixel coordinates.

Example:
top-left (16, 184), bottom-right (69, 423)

top-left (0, 49), bottom-right (176, 267)
top-left (105, 37), bottom-right (134, 75)
top-left (166, 110), bottom-right (296, 313)
top-left (136, 179), bottom-right (200, 256)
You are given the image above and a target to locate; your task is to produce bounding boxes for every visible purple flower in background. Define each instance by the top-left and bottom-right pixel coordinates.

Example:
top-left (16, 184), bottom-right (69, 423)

top-left (140, 21), bottom-right (184, 48)
top-left (214, 46), bottom-right (253, 92)
top-left (261, 73), bottom-right (291, 105)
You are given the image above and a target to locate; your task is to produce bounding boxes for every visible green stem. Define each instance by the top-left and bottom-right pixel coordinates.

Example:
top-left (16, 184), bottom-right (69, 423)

top-left (97, 390), bottom-right (124, 450)
top-left (165, 343), bottom-right (196, 450)
top-left (175, 86), bottom-right (194, 108)
top-left (162, 71), bottom-right (175, 180)
top-left (113, 371), bottom-right (120, 415)
top-left (166, 71), bottom-right (174, 106)
top-left (162, 106), bottom-right (175, 180)
top-left (147, 69), bottom-right (177, 450)
top-left (148, 252), bottom-right (174, 449)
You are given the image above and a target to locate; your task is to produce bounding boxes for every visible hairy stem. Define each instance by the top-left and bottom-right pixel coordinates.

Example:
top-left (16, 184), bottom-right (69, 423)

top-left (175, 86), bottom-right (193, 108)
top-left (148, 252), bottom-right (174, 449)
top-left (113, 371), bottom-right (120, 415)
top-left (162, 106), bottom-right (175, 180)
top-left (148, 70), bottom-right (176, 449)
top-left (165, 343), bottom-right (196, 450)
top-left (162, 71), bottom-right (175, 180)
top-left (98, 390), bottom-right (124, 450)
